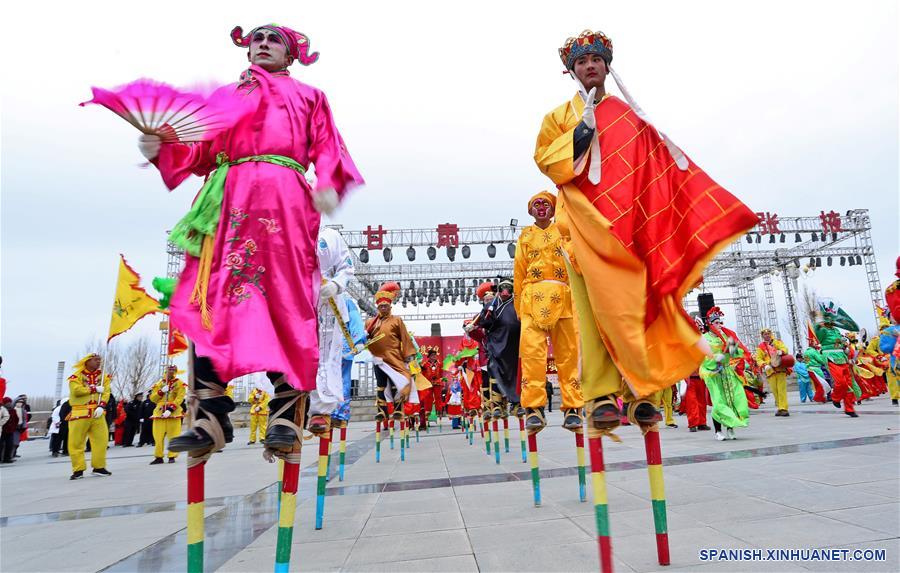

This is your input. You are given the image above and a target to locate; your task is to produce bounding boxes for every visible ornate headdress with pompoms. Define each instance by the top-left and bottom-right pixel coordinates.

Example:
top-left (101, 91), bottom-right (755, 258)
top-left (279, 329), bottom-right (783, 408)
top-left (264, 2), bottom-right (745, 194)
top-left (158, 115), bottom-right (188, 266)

top-left (559, 29), bottom-right (613, 71)
top-left (231, 24), bottom-right (319, 66)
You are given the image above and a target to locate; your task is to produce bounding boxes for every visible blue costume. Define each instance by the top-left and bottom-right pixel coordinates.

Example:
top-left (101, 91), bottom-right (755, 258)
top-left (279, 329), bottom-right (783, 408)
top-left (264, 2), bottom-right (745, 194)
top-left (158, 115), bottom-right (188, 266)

top-left (793, 361), bottom-right (813, 403)
top-left (331, 298), bottom-right (367, 422)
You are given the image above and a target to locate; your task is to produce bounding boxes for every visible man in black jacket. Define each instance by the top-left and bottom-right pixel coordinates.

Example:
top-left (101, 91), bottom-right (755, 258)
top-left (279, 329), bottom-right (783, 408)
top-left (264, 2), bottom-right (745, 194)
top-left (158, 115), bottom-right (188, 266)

top-left (137, 395), bottom-right (155, 447)
top-left (122, 393), bottom-right (143, 447)
top-left (478, 279), bottom-right (523, 418)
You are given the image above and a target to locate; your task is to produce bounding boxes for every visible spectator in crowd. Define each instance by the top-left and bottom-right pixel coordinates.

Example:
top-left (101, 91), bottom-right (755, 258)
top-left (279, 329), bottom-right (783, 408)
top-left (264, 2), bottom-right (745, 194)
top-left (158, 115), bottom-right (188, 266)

top-left (49, 400), bottom-right (64, 457)
top-left (12, 395), bottom-right (31, 458)
top-left (122, 393), bottom-right (143, 447)
top-left (138, 394), bottom-right (155, 447)
top-left (59, 400), bottom-right (71, 456)
top-left (545, 381), bottom-right (554, 413)
top-left (1, 397), bottom-right (18, 463)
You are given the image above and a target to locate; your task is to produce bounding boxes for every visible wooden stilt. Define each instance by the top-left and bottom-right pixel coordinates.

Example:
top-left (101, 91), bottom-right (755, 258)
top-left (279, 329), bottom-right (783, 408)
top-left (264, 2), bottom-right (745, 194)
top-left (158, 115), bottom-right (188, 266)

top-left (588, 433), bottom-right (614, 573)
top-left (644, 429), bottom-right (670, 566)
top-left (527, 432), bottom-right (541, 506)
top-left (492, 419), bottom-right (501, 464)
top-left (503, 417), bottom-right (510, 453)
top-left (186, 459), bottom-right (204, 573)
top-left (518, 416), bottom-right (527, 463)
top-left (400, 418), bottom-right (406, 462)
top-left (338, 423), bottom-right (347, 481)
top-left (314, 431), bottom-right (330, 530)
top-left (375, 419), bottom-right (381, 463)
top-left (575, 429), bottom-right (586, 502)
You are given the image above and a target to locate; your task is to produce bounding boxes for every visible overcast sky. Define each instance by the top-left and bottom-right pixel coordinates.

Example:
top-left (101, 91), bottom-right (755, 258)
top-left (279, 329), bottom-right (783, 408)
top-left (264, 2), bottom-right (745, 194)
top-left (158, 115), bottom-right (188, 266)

top-left (2, 0), bottom-right (897, 398)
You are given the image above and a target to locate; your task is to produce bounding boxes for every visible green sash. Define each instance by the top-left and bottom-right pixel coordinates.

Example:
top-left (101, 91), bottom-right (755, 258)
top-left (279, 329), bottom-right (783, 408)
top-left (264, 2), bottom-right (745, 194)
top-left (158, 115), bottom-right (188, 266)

top-left (170, 153), bottom-right (306, 257)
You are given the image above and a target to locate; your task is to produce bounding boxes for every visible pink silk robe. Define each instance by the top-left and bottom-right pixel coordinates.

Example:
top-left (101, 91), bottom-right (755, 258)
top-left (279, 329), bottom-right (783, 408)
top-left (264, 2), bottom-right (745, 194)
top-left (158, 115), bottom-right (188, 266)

top-left (152, 65), bottom-right (364, 390)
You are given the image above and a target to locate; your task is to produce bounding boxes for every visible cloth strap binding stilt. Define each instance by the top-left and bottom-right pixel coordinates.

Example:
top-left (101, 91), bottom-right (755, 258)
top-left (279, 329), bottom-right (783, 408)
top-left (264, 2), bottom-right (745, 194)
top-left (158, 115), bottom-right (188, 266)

top-left (625, 399), bottom-right (660, 436)
top-left (262, 390), bottom-right (307, 464)
top-left (584, 397), bottom-right (623, 443)
top-left (186, 377), bottom-right (228, 467)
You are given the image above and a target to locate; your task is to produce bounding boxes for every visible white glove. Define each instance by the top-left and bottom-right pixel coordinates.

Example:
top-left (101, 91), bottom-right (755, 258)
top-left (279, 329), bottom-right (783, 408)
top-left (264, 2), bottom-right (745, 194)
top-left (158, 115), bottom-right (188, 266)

top-left (94, 386), bottom-right (104, 395)
top-left (354, 343), bottom-right (366, 353)
top-left (312, 188), bottom-right (339, 215)
top-left (319, 280), bottom-right (339, 301)
top-left (464, 323), bottom-right (476, 333)
top-left (93, 407), bottom-right (105, 419)
top-left (581, 87), bottom-right (597, 130)
top-left (138, 134), bottom-right (161, 161)
top-left (162, 410), bottom-right (172, 418)
top-left (714, 353), bottom-right (725, 364)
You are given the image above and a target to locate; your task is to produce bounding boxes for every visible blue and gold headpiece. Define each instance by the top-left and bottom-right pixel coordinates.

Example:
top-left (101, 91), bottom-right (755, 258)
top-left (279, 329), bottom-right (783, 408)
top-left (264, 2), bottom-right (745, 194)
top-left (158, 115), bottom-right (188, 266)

top-left (559, 30), bottom-right (613, 71)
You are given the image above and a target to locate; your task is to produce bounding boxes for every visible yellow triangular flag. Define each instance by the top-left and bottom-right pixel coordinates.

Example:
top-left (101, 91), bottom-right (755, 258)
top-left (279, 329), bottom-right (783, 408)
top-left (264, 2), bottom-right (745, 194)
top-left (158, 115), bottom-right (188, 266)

top-left (108, 254), bottom-right (159, 341)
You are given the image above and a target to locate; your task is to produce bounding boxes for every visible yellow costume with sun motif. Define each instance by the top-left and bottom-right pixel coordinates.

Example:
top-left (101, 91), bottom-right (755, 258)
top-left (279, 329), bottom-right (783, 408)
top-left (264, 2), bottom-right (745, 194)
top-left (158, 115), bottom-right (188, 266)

top-left (514, 207), bottom-right (583, 411)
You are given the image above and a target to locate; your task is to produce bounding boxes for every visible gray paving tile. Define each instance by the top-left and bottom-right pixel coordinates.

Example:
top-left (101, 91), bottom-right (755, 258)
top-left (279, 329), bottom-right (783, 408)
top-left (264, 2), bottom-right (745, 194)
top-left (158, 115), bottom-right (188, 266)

top-left (341, 554), bottom-right (479, 572)
top-left (473, 540), bottom-right (636, 572)
top-left (361, 510), bottom-right (464, 537)
top-left (716, 513), bottom-right (889, 548)
top-left (218, 539), bottom-right (355, 572)
top-left (344, 529), bottom-right (471, 565)
top-left (820, 503), bottom-right (899, 536)
top-left (467, 517), bottom-right (591, 553)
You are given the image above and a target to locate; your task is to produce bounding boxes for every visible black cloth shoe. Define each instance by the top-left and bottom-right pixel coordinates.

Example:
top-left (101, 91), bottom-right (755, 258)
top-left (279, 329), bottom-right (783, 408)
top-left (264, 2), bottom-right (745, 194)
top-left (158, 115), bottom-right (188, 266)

top-left (892, 399), bottom-right (898, 406)
top-left (589, 399), bottom-right (620, 429)
top-left (150, 457), bottom-right (164, 465)
top-left (169, 412), bottom-right (233, 453)
top-left (832, 400), bottom-right (842, 409)
top-left (666, 423), bottom-right (678, 428)
top-left (70, 470), bottom-right (84, 480)
top-left (265, 424), bottom-right (298, 450)
top-left (168, 457), bottom-right (176, 464)
top-left (698, 425), bottom-right (711, 431)
top-left (515, 405), bottom-right (526, 418)
top-left (689, 426), bottom-right (698, 432)
top-left (525, 408), bottom-right (546, 431)
top-left (562, 409), bottom-right (583, 430)
top-left (631, 402), bottom-right (662, 425)
top-left (845, 411), bottom-right (859, 418)
top-left (92, 468), bottom-right (112, 476)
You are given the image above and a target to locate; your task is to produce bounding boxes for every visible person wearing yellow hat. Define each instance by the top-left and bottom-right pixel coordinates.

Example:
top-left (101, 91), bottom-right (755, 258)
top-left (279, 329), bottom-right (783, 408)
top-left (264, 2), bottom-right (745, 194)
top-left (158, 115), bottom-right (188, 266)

top-left (366, 282), bottom-right (417, 421)
top-left (754, 329), bottom-right (792, 416)
top-left (149, 365), bottom-right (187, 464)
top-left (66, 354), bottom-right (112, 479)
top-left (247, 386), bottom-right (270, 445)
top-left (514, 191), bottom-right (584, 432)
top-left (533, 29), bottom-right (758, 431)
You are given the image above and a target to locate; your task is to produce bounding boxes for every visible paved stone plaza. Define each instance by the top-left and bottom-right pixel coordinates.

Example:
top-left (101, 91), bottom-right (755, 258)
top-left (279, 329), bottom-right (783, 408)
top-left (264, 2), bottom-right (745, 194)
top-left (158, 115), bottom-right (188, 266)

top-left (1, 392), bottom-right (898, 572)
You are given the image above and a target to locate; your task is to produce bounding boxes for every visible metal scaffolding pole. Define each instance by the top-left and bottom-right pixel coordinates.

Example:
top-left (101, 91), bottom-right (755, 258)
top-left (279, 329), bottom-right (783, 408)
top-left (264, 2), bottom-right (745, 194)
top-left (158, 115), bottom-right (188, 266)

top-left (761, 274), bottom-right (780, 338)
top-left (780, 270), bottom-right (802, 353)
top-left (851, 214), bottom-right (884, 322)
top-left (159, 240), bottom-right (185, 377)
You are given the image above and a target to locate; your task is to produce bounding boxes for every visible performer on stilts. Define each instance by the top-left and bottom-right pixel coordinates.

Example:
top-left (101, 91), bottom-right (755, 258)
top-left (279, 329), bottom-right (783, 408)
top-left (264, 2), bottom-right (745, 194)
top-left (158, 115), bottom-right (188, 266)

top-left (514, 192), bottom-right (584, 432)
top-left (366, 282), bottom-right (418, 438)
top-left (149, 365), bottom-right (187, 463)
top-left (700, 307), bottom-right (750, 441)
top-left (475, 280), bottom-right (523, 420)
top-left (331, 296), bottom-right (366, 479)
top-left (880, 259), bottom-right (900, 406)
top-left (813, 300), bottom-right (861, 418)
top-left (136, 23), bottom-right (363, 456)
top-left (311, 226), bottom-right (359, 434)
top-left (131, 23), bottom-right (363, 571)
top-left (533, 28), bottom-right (757, 569)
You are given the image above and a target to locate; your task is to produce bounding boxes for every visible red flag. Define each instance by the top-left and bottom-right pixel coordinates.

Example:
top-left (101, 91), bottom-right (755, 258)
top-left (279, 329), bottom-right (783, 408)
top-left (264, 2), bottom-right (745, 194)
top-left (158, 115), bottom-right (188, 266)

top-left (168, 328), bottom-right (188, 356)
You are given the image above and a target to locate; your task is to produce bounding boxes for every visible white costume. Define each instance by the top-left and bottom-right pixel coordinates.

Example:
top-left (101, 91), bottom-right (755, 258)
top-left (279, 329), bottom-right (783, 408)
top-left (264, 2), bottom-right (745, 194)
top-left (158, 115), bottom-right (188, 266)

top-left (311, 227), bottom-right (355, 415)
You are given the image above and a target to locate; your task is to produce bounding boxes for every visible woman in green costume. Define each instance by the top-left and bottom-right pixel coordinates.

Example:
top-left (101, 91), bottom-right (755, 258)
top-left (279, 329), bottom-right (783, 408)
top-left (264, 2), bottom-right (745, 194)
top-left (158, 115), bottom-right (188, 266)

top-left (698, 307), bottom-right (749, 441)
